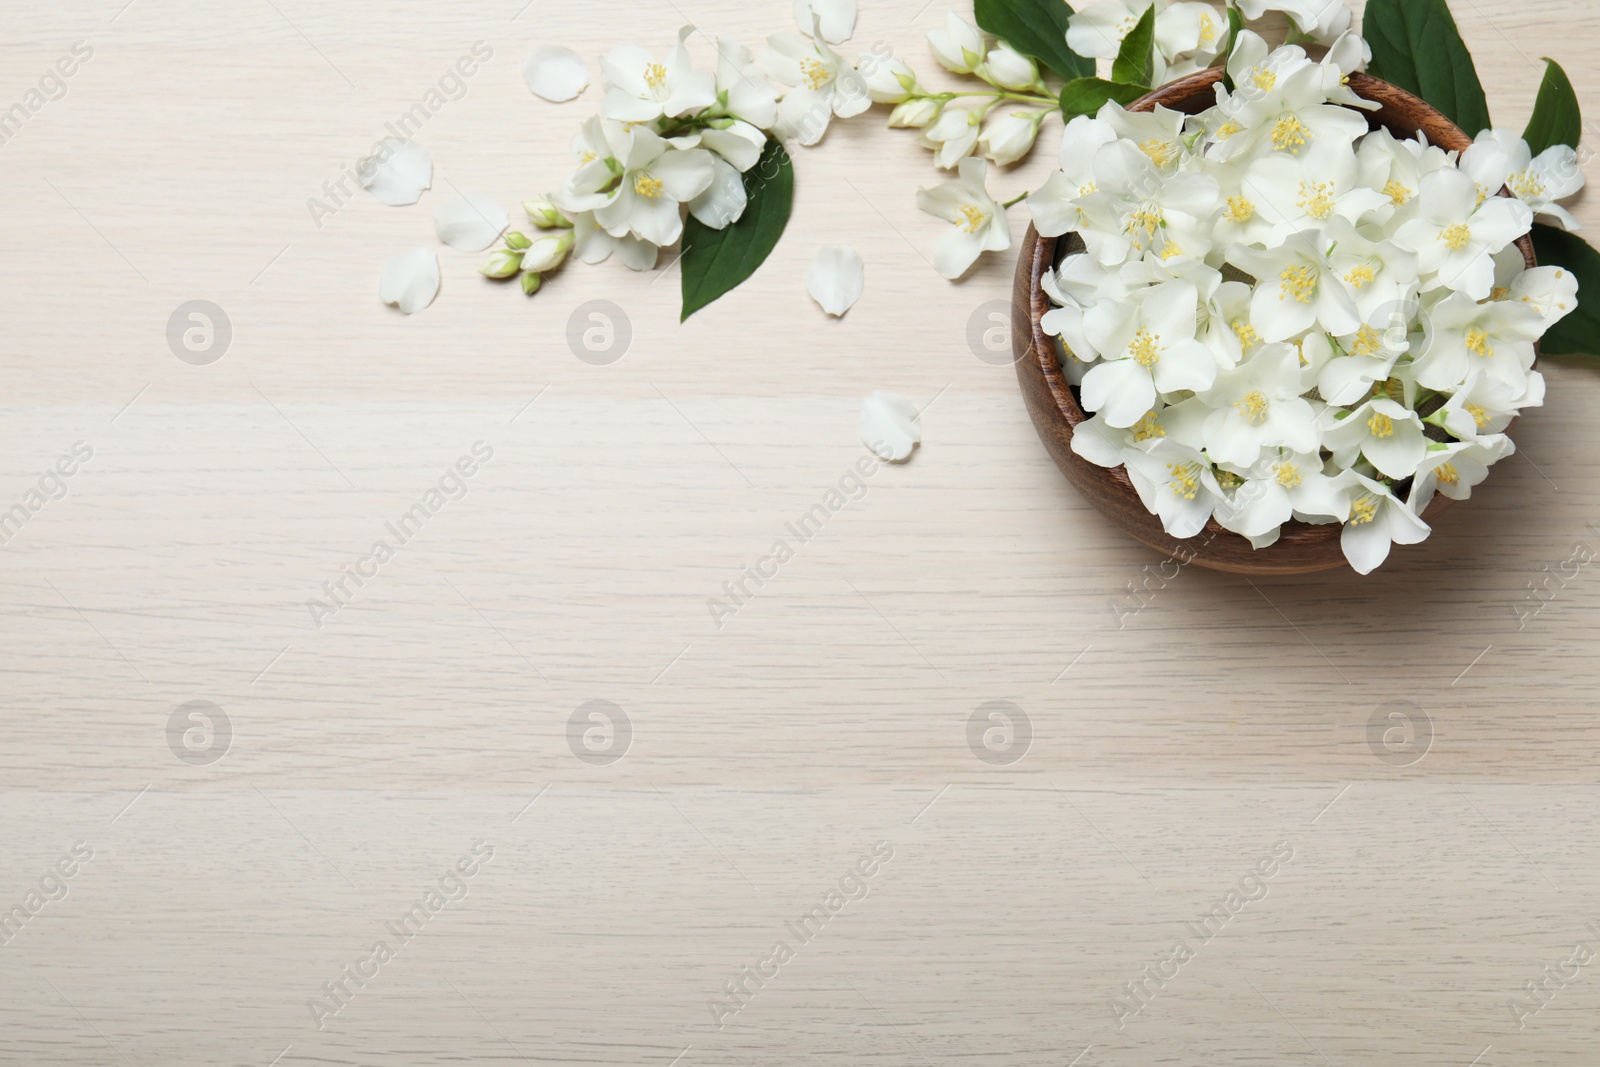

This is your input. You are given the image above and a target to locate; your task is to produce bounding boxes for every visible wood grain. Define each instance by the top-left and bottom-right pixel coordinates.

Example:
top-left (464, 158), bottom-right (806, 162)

top-left (1, 1), bottom-right (1599, 1066)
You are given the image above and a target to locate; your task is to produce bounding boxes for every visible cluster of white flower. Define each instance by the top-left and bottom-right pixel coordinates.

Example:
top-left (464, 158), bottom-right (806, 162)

top-left (491, 0), bottom-right (895, 293)
top-left (1029, 32), bottom-right (1583, 573)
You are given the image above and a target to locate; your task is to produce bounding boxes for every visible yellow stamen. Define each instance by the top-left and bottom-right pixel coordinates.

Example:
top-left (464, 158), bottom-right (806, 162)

top-left (579, 150), bottom-right (597, 164)
top-left (1139, 138), bottom-right (1174, 168)
top-left (1215, 121), bottom-right (1244, 140)
top-left (1125, 207), bottom-right (1163, 240)
top-left (1129, 328), bottom-right (1162, 368)
top-left (1158, 240), bottom-right (1182, 261)
top-left (1232, 320), bottom-right (1258, 350)
top-left (1131, 412), bottom-right (1166, 442)
top-left (1509, 170), bottom-right (1546, 200)
top-left (1275, 463), bottom-right (1302, 488)
top-left (1383, 180), bottom-right (1411, 206)
top-left (1167, 462), bottom-right (1201, 500)
top-left (1200, 13), bottom-right (1217, 45)
top-left (633, 173), bottom-right (664, 199)
top-left (1234, 391), bottom-right (1269, 426)
top-left (1224, 196), bottom-right (1255, 223)
top-left (958, 203), bottom-right (987, 234)
top-left (1280, 265), bottom-right (1316, 303)
top-left (1349, 324), bottom-right (1384, 357)
top-left (1435, 462), bottom-right (1460, 486)
top-left (1077, 181), bottom-right (1098, 197)
top-left (1252, 69), bottom-right (1277, 91)
top-left (1349, 494), bottom-right (1378, 526)
top-left (1441, 223), bottom-right (1472, 250)
top-left (644, 62), bottom-right (668, 90)
top-left (799, 57), bottom-right (829, 91)
top-left (1367, 411), bottom-right (1395, 438)
top-left (1216, 469), bottom-right (1243, 490)
top-left (1345, 264), bottom-right (1376, 288)
top-left (1270, 114), bottom-right (1310, 153)
top-left (1298, 180), bottom-right (1335, 220)
top-left (1474, 183), bottom-right (1492, 207)
top-left (1465, 328), bottom-right (1494, 358)
top-left (1466, 403), bottom-right (1490, 428)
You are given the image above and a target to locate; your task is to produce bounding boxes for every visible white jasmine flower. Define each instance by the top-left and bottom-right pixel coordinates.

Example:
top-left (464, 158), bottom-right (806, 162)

top-left (1124, 438), bottom-right (1227, 539)
top-left (555, 121), bottom-right (715, 246)
top-left (1434, 368), bottom-right (1540, 440)
top-left (1322, 217), bottom-right (1421, 322)
top-left (1069, 0), bottom-right (1165, 67)
top-left (807, 245), bottom-right (865, 316)
top-left (766, 20), bottom-right (871, 145)
top-left (1412, 290), bottom-right (1543, 391)
top-left (1464, 128), bottom-right (1586, 232)
top-left (1210, 62), bottom-right (1368, 164)
top-left (714, 38), bottom-right (781, 129)
top-left (861, 391), bottom-right (920, 462)
top-left (916, 157), bottom-right (1012, 279)
top-left (1084, 140), bottom-right (1220, 266)
top-left (524, 45), bottom-right (590, 103)
top-left (1319, 323), bottom-right (1406, 406)
top-left (1199, 342), bottom-right (1321, 466)
top-left (1319, 31), bottom-right (1374, 110)
top-left (1336, 471), bottom-right (1430, 575)
top-left (1237, 0), bottom-right (1353, 43)
top-left (888, 98), bottom-right (941, 128)
top-left (978, 110), bottom-right (1048, 167)
top-left (1240, 153), bottom-right (1389, 245)
top-left (1410, 435), bottom-right (1515, 511)
top-left (699, 119), bottom-right (770, 172)
top-left (1504, 264), bottom-right (1581, 329)
top-left (794, 0), bottom-right (857, 44)
top-left (1230, 235), bottom-right (1361, 342)
top-left (1028, 116), bottom-right (1119, 237)
top-left (600, 42), bottom-right (716, 123)
top-left (1355, 127), bottom-right (1454, 226)
top-left (917, 106), bottom-right (982, 169)
top-left (926, 12), bottom-right (987, 74)
top-left (1322, 398), bottom-right (1429, 480)
top-left (1155, 3), bottom-right (1229, 79)
top-left (981, 42), bottom-right (1045, 93)
top-left (688, 155), bottom-right (749, 229)
top-left (379, 248), bottom-right (440, 314)
top-left (1214, 448), bottom-right (1349, 537)
top-left (1101, 102), bottom-right (1189, 174)
top-left (1394, 168), bottom-right (1534, 299)
top-left (1081, 280), bottom-right (1218, 427)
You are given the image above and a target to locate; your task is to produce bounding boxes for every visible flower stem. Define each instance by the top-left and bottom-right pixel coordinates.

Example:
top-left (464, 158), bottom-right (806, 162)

top-left (1002, 191), bottom-right (1030, 208)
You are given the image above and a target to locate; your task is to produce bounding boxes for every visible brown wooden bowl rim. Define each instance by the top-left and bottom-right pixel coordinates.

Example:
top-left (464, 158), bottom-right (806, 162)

top-left (1016, 67), bottom-right (1538, 569)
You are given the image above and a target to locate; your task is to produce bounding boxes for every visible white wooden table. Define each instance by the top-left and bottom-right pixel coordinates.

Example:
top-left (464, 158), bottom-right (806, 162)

top-left (3, 1), bottom-right (1600, 1064)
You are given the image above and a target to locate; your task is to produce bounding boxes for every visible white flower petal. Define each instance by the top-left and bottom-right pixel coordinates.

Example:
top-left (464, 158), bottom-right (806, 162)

top-left (524, 45), bottom-right (590, 103)
top-left (379, 248), bottom-right (440, 315)
top-left (860, 391), bottom-right (920, 463)
top-left (795, 0), bottom-right (857, 42)
top-left (359, 139), bottom-right (433, 206)
top-left (807, 245), bottom-right (865, 317)
top-left (433, 194), bottom-right (509, 251)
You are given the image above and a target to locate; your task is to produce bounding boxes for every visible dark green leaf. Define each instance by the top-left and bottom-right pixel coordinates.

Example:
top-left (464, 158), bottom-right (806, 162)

top-left (1524, 58), bottom-right (1582, 157)
top-left (1059, 77), bottom-right (1149, 119)
top-left (1111, 4), bottom-right (1157, 87)
top-left (1530, 223), bottom-right (1600, 356)
top-left (680, 139), bottom-right (794, 322)
top-left (974, 0), bottom-right (1093, 81)
top-left (1364, 0), bottom-right (1491, 137)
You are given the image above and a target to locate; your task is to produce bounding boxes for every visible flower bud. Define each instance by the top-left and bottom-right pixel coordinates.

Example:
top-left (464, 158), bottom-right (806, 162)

top-left (522, 197), bottom-right (571, 228)
top-left (480, 250), bottom-right (525, 279)
top-left (521, 271), bottom-right (543, 296)
top-left (978, 109), bottom-right (1047, 167)
top-left (888, 97), bottom-right (941, 129)
top-left (926, 13), bottom-right (985, 74)
top-left (857, 55), bottom-right (922, 103)
top-left (504, 231), bottom-right (533, 250)
top-left (981, 43), bottom-right (1044, 92)
top-left (521, 229), bottom-right (575, 273)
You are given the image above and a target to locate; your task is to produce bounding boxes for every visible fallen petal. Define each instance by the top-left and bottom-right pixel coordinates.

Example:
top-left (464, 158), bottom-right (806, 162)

top-left (379, 248), bottom-right (440, 314)
top-left (860, 391), bottom-right (920, 463)
top-left (359, 138), bottom-right (433, 206)
top-left (807, 245), bottom-right (864, 317)
top-left (524, 45), bottom-right (590, 102)
top-left (434, 194), bottom-right (509, 251)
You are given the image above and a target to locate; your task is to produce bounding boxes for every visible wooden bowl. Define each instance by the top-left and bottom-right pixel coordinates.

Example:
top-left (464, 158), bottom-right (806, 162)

top-left (1012, 69), bottom-right (1538, 575)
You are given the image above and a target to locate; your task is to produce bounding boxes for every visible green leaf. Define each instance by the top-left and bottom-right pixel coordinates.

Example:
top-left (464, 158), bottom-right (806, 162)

top-left (679, 139), bottom-right (794, 322)
top-left (1530, 223), bottom-right (1600, 356)
top-left (974, 0), bottom-right (1093, 81)
top-left (1524, 58), bottom-right (1582, 157)
top-left (1111, 4), bottom-right (1157, 87)
top-left (1364, 0), bottom-right (1491, 137)
top-left (1220, 4), bottom-right (1245, 90)
top-left (1059, 77), bottom-right (1149, 119)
